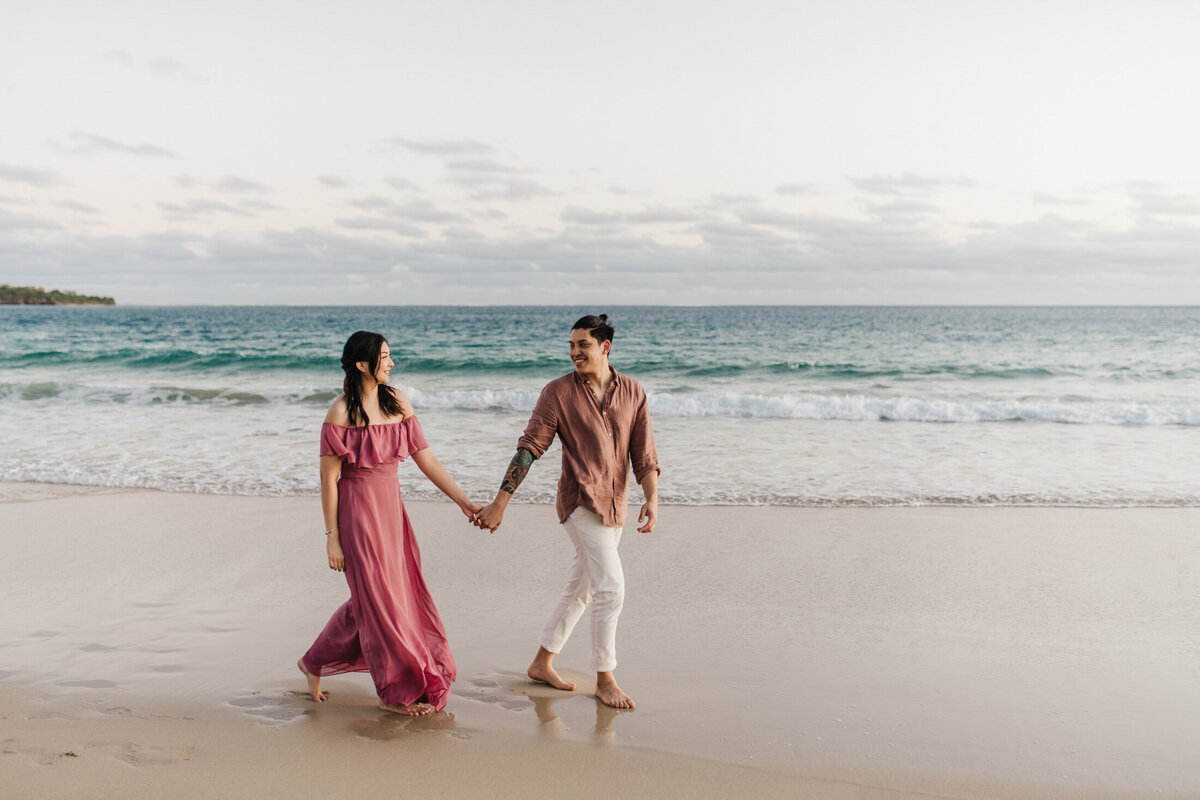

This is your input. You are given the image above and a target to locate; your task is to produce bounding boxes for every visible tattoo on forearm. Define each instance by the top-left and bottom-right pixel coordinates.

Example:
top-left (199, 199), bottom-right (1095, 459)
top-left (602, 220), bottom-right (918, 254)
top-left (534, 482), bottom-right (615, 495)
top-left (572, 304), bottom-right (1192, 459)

top-left (500, 448), bottom-right (535, 495)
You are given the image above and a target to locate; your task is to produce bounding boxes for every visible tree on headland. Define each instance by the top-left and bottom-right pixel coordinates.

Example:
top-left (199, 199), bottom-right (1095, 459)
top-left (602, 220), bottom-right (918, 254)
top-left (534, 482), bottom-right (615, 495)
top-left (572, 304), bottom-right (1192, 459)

top-left (0, 285), bottom-right (116, 305)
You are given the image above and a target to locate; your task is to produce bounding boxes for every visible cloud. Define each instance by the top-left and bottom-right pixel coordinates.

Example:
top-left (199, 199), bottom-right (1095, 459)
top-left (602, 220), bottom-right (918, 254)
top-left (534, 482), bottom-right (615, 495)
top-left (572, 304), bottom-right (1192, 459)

top-left (0, 208), bottom-right (62, 232)
top-left (60, 132), bottom-right (176, 158)
top-left (1033, 192), bottom-right (1090, 206)
top-left (775, 183), bottom-right (814, 196)
top-left (99, 50), bottom-right (136, 66)
top-left (239, 198), bottom-right (282, 212)
top-left (863, 199), bottom-right (940, 219)
top-left (562, 206), bottom-right (624, 226)
top-left (334, 217), bottom-right (426, 237)
top-left (384, 176), bottom-right (419, 192)
top-left (437, 157), bottom-right (555, 202)
top-left (448, 174), bottom-right (556, 202)
top-left (0, 164), bottom-right (65, 187)
top-left (850, 173), bottom-right (974, 196)
top-left (446, 158), bottom-right (516, 174)
top-left (57, 200), bottom-right (102, 215)
top-left (318, 175), bottom-right (350, 189)
top-left (149, 58), bottom-right (188, 77)
top-left (100, 51), bottom-right (200, 80)
top-left (707, 194), bottom-right (760, 209)
top-left (388, 138), bottom-right (494, 156)
top-left (562, 204), bottom-right (701, 226)
top-left (627, 205), bottom-right (703, 225)
top-left (9, 183), bottom-right (1200, 303)
top-left (214, 175), bottom-right (270, 194)
top-left (347, 195), bottom-right (462, 223)
top-left (158, 199), bottom-right (253, 220)
top-left (441, 225), bottom-right (486, 241)
top-left (1134, 191), bottom-right (1200, 216)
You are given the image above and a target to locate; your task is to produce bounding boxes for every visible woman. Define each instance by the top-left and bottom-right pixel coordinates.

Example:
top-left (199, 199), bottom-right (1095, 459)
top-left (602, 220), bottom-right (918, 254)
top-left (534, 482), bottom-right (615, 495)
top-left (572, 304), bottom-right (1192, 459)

top-left (298, 330), bottom-right (479, 716)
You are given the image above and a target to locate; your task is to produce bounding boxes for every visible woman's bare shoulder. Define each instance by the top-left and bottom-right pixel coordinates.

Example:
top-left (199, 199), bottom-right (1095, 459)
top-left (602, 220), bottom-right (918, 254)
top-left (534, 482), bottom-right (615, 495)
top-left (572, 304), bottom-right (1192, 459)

top-left (325, 395), bottom-right (350, 425)
top-left (388, 387), bottom-right (415, 421)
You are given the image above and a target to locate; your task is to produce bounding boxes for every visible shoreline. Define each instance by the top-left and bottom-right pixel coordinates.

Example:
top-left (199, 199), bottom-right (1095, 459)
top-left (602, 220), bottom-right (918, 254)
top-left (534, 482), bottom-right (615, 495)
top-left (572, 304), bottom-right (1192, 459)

top-left (4, 484), bottom-right (1200, 797)
top-left (3, 478), bottom-right (1197, 510)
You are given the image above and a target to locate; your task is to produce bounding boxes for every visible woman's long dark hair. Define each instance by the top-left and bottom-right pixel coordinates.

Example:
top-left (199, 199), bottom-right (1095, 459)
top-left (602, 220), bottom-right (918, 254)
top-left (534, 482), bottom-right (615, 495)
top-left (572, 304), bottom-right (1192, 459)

top-left (341, 330), bottom-right (404, 427)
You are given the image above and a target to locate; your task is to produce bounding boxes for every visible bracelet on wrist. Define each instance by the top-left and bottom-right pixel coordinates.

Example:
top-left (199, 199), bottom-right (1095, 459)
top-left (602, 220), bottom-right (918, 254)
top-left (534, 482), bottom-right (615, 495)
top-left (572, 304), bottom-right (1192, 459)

top-left (324, 526), bottom-right (338, 536)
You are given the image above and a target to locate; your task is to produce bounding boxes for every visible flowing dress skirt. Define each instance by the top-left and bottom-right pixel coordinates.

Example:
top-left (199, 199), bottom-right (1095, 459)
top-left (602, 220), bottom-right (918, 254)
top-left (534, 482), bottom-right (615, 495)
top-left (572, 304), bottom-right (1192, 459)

top-left (302, 461), bottom-right (455, 710)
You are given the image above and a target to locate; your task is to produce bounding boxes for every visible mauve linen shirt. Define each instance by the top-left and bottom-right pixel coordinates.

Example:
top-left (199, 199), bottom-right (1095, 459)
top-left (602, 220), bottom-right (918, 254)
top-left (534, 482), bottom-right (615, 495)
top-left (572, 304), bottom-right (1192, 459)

top-left (517, 368), bottom-right (660, 527)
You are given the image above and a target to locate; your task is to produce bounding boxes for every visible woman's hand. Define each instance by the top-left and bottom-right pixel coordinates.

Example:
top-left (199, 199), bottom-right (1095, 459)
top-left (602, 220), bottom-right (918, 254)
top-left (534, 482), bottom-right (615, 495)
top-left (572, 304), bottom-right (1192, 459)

top-left (327, 533), bottom-right (345, 571)
top-left (459, 499), bottom-right (483, 523)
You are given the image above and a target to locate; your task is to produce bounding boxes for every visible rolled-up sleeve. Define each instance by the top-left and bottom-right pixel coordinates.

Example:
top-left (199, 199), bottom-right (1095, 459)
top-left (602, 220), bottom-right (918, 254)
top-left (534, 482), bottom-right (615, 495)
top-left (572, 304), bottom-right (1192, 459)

top-left (628, 389), bottom-right (660, 482)
top-left (516, 384), bottom-right (559, 458)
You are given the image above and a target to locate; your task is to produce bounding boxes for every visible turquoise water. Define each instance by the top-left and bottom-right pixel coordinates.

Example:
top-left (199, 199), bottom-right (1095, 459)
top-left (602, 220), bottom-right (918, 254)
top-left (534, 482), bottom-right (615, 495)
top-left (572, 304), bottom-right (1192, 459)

top-left (2, 305), bottom-right (1199, 505)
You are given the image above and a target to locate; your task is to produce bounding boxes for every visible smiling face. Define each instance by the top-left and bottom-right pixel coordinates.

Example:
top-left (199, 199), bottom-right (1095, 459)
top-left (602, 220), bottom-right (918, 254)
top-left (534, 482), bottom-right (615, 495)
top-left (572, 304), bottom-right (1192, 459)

top-left (375, 341), bottom-right (394, 383)
top-left (569, 327), bottom-right (610, 378)
top-left (357, 339), bottom-right (394, 386)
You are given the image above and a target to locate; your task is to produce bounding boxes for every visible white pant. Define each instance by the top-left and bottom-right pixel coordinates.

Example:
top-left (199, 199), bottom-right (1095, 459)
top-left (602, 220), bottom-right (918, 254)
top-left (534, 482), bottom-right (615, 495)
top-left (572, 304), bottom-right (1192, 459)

top-left (538, 507), bottom-right (625, 672)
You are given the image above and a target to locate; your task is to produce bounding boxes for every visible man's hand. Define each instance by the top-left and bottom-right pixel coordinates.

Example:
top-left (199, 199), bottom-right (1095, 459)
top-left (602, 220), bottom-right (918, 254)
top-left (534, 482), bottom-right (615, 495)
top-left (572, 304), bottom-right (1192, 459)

top-left (474, 498), bottom-right (507, 532)
top-left (637, 500), bottom-right (657, 533)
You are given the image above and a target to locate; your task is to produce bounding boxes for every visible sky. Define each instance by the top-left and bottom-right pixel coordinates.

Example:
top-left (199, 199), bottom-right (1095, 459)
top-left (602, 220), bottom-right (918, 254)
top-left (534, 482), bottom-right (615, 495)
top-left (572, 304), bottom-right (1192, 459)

top-left (3, 0), bottom-right (1200, 305)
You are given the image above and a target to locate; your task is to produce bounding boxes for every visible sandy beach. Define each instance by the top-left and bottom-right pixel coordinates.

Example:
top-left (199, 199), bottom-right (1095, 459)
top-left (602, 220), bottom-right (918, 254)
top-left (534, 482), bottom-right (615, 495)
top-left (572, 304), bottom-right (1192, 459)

top-left (3, 483), bottom-right (1199, 798)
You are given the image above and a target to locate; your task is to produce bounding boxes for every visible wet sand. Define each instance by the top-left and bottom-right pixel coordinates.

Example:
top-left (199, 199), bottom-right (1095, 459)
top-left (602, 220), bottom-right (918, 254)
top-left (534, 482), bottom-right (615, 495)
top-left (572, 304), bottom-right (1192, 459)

top-left (2, 483), bottom-right (1199, 798)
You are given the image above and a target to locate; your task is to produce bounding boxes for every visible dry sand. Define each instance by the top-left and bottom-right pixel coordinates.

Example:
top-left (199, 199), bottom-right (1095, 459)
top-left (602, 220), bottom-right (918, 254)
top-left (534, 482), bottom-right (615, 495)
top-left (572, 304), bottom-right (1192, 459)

top-left (2, 482), bottom-right (1199, 798)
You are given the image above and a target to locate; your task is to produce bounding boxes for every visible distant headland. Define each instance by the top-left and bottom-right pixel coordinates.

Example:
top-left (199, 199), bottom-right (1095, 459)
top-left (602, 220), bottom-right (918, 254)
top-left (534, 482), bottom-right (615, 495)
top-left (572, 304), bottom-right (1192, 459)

top-left (0, 285), bottom-right (115, 305)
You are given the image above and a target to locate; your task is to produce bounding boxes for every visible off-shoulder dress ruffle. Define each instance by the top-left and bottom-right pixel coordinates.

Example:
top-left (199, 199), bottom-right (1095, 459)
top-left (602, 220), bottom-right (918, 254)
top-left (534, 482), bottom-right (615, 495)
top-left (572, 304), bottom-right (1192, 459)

top-left (302, 416), bottom-right (455, 711)
top-left (319, 416), bottom-right (430, 467)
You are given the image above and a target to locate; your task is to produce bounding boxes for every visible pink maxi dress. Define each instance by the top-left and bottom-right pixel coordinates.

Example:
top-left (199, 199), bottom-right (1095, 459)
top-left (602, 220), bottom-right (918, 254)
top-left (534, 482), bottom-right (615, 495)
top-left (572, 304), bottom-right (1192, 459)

top-left (301, 417), bottom-right (456, 711)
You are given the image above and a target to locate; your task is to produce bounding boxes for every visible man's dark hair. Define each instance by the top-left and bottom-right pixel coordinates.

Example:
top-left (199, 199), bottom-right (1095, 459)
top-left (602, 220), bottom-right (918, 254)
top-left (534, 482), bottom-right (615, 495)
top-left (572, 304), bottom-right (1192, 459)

top-left (572, 313), bottom-right (614, 344)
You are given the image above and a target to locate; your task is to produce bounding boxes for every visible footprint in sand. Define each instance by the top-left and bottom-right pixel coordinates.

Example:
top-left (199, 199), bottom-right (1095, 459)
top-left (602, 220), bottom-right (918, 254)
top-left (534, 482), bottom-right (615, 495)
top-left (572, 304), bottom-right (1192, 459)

top-left (226, 690), bottom-right (307, 724)
top-left (464, 668), bottom-right (589, 711)
top-left (96, 705), bottom-right (133, 716)
top-left (351, 712), bottom-right (465, 741)
top-left (1, 739), bottom-right (95, 765)
top-left (111, 743), bottom-right (195, 767)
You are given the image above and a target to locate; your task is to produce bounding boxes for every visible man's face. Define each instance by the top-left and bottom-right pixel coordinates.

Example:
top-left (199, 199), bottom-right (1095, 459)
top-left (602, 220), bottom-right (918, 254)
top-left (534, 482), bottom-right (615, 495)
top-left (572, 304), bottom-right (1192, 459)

top-left (569, 328), bottom-right (609, 376)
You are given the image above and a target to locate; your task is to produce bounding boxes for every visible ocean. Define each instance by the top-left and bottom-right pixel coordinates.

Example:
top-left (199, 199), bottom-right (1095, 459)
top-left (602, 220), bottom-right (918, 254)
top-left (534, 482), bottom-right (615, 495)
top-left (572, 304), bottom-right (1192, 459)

top-left (2, 305), bottom-right (1198, 506)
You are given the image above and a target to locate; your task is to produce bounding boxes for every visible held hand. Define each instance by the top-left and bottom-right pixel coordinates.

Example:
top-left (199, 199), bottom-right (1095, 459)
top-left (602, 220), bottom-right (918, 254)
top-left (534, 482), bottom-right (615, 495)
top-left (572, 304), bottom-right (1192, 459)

top-left (637, 500), bottom-right (658, 533)
top-left (460, 499), bottom-right (483, 521)
top-left (327, 534), bottom-right (346, 571)
top-left (474, 500), bottom-right (505, 533)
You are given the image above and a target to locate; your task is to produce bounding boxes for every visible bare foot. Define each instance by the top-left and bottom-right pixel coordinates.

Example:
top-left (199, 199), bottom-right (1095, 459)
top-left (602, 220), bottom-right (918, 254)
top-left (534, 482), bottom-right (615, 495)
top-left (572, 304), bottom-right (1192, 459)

top-left (595, 674), bottom-right (634, 710)
top-left (527, 662), bottom-right (578, 692)
top-left (379, 701), bottom-right (434, 717)
top-left (297, 658), bottom-right (326, 703)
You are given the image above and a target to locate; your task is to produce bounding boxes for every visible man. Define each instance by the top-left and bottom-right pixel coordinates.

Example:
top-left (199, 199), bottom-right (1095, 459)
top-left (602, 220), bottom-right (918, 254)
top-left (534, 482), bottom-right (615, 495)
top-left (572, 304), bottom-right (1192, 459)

top-left (474, 313), bottom-right (659, 709)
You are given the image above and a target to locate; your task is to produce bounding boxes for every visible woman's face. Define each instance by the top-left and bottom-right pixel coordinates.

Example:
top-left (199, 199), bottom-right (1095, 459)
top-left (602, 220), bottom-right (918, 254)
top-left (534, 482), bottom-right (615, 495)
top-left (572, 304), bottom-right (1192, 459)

top-left (374, 341), bottom-right (394, 384)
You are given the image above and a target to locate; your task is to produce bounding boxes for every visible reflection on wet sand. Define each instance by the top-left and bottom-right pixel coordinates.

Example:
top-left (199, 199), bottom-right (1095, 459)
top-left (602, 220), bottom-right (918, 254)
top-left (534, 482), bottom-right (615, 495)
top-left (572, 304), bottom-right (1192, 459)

top-left (528, 692), bottom-right (629, 745)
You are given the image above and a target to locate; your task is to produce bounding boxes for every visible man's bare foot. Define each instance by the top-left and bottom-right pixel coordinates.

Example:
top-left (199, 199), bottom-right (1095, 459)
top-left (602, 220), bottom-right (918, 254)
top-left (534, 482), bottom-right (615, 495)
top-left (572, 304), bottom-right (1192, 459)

top-left (379, 701), bottom-right (433, 717)
top-left (595, 673), bottom-right (634, 709)
top-left (297, 658), bottom-right (326, 703)
top-left (527, 662), bottom-right (578, 691)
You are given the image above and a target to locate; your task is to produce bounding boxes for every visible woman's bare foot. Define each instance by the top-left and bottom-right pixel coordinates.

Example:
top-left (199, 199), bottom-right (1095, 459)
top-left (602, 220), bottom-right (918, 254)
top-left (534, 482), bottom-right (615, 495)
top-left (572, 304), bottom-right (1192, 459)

top-left (528, 647), bottom-right (577, 691)
top-left (379, 701), bottom-right (434, 717)
top-left (297, 658), bottom-right (326, 702)
top-left (595, 672), bottom-right (634, 709)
